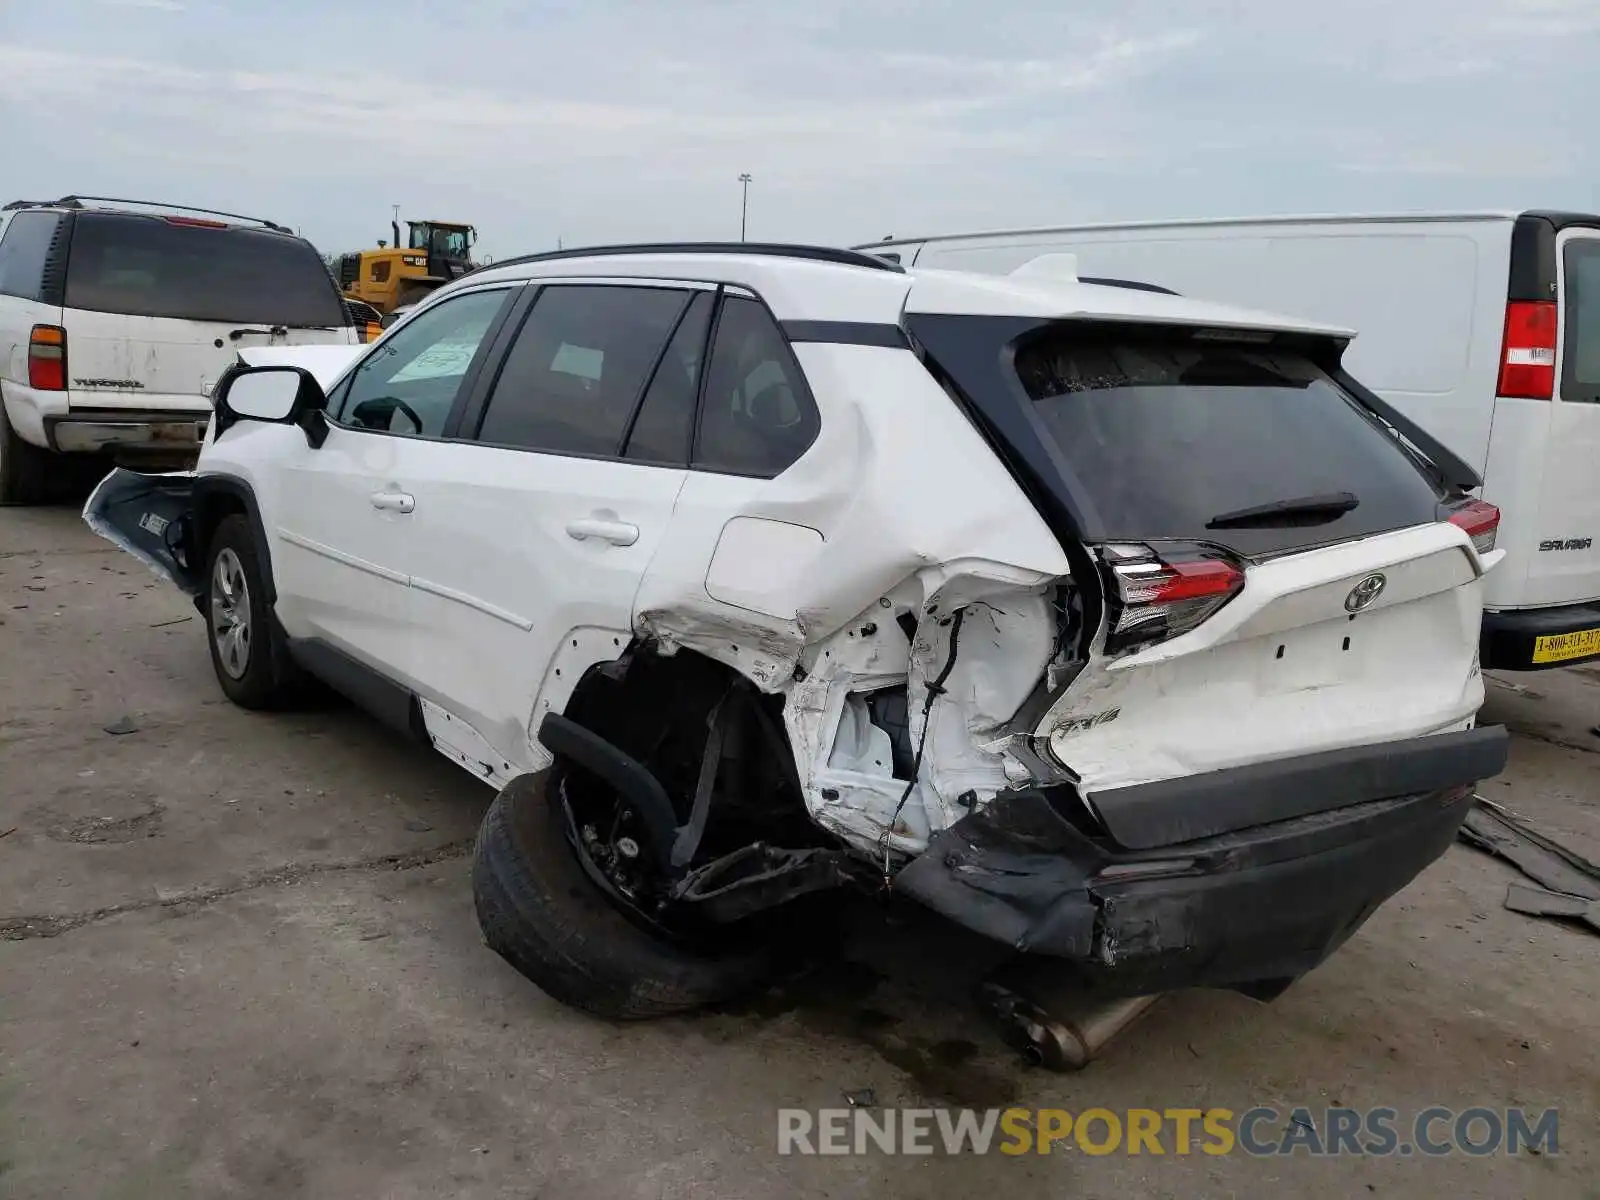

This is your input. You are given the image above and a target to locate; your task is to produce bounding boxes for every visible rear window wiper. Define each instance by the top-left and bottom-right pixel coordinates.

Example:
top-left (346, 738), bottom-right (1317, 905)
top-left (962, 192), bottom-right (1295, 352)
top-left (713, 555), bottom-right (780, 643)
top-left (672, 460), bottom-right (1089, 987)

top-left (1206, 491), bottom-right (1359, 529)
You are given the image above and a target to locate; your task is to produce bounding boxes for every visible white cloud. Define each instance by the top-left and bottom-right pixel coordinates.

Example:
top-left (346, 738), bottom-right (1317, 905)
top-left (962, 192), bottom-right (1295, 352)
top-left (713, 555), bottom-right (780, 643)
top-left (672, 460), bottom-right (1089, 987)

top-left (0, 0), bottom-right (1592, 255)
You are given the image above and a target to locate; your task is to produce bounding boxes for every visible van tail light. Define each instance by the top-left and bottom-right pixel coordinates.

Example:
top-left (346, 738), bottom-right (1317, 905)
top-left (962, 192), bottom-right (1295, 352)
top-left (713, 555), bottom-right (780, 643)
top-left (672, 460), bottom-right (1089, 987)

top-left (1102, 545), bottom-right (1246, 654)
top-left (1448, 499), bottom-right (1501, 555)
top-left (28, 325), bottom-right (67, 391)
top-left (1497, 300), bottom-right (1557, 399)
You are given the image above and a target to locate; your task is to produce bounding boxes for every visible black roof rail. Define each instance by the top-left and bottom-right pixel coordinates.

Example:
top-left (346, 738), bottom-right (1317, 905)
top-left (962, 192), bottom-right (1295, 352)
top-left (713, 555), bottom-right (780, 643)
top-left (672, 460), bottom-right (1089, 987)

top-left (478, 241), bottom-right (907, 275)
top-left (1079, 275), bottom-right (1181, 296)
top-left (30, 195), bottom-right (292, 233)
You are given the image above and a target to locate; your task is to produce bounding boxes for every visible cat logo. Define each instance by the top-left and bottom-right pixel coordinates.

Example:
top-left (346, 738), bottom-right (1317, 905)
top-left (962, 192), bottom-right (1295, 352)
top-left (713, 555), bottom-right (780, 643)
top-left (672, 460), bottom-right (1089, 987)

top-left (1538, 538), bottom-right (1593, 552)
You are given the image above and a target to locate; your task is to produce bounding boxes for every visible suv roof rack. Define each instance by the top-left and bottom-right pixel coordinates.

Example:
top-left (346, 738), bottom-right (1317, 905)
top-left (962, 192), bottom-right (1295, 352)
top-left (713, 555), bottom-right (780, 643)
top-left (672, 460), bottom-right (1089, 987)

top-left (5, 195), bottom-right (292, 233)
top-left (481, 242), bottom-right (907, 275)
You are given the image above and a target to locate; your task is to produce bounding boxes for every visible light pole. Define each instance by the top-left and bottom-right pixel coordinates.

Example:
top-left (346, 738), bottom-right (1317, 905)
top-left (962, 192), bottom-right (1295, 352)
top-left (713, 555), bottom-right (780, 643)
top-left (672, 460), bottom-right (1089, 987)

top-left (738, 173), bottom-right (752, 242)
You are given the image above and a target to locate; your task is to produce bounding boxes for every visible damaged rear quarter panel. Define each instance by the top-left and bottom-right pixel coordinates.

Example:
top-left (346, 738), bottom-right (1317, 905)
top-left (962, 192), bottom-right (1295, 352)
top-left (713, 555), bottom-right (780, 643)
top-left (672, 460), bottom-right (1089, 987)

top-left (626, 343), bottom-right (1073, 858)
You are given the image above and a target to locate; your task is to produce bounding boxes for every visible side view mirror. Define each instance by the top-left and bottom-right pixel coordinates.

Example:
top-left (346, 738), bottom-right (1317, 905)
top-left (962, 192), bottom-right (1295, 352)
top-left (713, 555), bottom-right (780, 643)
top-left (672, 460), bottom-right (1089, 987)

top-left (213, 365), bottom-right (330, 448)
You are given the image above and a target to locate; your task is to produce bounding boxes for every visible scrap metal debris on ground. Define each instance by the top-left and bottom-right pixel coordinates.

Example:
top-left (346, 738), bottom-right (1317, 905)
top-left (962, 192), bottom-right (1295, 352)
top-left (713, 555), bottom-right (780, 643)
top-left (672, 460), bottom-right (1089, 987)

top-left (1504, 882), bottom-right (1600, 933)
top-left (1459, 798), bottom-right (1600, 937)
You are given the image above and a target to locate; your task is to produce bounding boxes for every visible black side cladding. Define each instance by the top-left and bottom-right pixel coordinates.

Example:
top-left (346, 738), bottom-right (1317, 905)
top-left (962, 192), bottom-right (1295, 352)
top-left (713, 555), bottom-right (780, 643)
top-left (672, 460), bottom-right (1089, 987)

top-left (536, 713), bottom-right (682, 878)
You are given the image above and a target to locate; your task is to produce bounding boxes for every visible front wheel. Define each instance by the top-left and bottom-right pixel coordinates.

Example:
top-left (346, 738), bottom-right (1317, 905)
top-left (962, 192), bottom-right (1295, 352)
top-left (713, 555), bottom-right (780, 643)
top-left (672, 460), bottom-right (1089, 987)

top-left (204, 515), bottom-right (302, 709)
top-left (472, 769), bottom-right (776, 1018)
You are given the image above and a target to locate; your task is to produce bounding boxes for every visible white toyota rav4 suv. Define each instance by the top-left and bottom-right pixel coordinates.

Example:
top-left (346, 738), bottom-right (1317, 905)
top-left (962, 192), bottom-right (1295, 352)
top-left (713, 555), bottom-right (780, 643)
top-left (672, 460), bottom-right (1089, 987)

top-left (87, 242), bottom-right (1508, 1023)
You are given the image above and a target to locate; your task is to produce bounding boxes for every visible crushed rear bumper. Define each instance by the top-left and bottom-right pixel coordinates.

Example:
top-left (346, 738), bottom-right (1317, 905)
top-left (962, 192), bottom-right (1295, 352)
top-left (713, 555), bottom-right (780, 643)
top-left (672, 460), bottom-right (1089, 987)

top-left (894, 726), bottom-right (1508, 996)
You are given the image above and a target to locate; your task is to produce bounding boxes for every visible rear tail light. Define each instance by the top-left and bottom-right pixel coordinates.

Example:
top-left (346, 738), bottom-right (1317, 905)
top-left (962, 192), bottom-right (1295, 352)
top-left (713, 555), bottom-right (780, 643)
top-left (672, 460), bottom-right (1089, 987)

top-left (1497, 300), bottom-right (1557, 399)
top-left (28, 325), bottom-right (66, 391)
top-left (1102, 545), bottom-right (1245, 654)
top-left (1448, 499), bottom-right (1501, 555)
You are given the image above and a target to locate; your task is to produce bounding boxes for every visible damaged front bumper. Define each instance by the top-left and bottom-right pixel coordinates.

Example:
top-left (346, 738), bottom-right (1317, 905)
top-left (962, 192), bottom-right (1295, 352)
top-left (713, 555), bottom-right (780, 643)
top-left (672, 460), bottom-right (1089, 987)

top-left (894, 725), bottom-right (1509, 996)
top-left (82, 468), bottom-right (201, 594)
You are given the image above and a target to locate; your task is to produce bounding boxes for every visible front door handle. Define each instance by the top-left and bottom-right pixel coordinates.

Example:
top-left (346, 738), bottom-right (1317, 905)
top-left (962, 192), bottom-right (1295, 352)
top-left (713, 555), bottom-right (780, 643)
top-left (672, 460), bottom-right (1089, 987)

top-left (565, 517), bottom-right (639, 547)
top-left (370, 490), bottom-right (415, 514)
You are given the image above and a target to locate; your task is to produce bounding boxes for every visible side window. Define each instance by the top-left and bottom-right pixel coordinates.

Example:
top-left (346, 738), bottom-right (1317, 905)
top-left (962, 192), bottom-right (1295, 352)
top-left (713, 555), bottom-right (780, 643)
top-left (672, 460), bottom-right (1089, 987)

top-left (474, 285), bottom-right (689, 456)
top-left (333, 288), bottom-right (510, 437)
top-left (694, 295), bottom-right (819, 476)
top-left (0, 212), bottom-right (61, 301)
top-left (623, 291), bottom-right (715, 465)
top-left (1561, 240), bottom-right (1600, 404)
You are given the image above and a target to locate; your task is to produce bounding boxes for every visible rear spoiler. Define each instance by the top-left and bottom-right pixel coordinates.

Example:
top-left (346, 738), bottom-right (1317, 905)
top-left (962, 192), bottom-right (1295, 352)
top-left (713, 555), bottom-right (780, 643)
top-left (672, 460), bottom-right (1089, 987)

top-left (1334, 369), bottom-right (1484, 491)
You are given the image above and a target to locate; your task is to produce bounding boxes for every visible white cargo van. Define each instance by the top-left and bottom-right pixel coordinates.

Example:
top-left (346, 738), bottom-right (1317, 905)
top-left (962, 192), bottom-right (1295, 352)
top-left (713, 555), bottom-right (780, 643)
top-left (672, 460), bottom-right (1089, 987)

top-left (0, 195), bottom-right (357, 505)
top-left (865, 213), bottom-right (1600, 670)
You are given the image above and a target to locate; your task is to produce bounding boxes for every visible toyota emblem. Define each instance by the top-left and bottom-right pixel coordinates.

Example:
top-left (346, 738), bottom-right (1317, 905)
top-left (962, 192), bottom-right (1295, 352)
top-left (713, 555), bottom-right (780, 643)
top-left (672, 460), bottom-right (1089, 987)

top-left (1344, 573), bottom-right (1388, 613)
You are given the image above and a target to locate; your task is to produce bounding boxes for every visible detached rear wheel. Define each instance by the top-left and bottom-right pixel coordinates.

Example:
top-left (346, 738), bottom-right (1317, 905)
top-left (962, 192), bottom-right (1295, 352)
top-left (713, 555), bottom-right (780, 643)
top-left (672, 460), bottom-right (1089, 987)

top-left (205, 515), bottom-right (302, 709)
top-left (472, 768), bottom-right (775, 1018)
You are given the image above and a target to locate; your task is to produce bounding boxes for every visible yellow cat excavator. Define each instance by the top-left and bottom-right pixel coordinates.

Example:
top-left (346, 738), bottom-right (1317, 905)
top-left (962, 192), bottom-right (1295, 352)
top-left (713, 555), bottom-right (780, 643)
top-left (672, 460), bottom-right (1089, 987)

top-left (335, 217), bottom-right (479, 316)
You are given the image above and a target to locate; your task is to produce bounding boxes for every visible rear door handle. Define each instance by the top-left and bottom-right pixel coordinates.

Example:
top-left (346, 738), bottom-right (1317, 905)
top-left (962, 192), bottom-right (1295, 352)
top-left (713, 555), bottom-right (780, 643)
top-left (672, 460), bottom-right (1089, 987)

top-left (565, 517), bottom-right (639, 547)
top-left (370, 490), bottom-right (415, 514)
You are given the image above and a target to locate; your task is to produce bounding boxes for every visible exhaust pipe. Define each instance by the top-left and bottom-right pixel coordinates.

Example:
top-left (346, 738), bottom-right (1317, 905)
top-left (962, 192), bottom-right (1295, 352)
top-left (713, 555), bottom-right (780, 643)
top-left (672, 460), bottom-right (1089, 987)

top-left (978, 972), bottom-right (1162, 1071)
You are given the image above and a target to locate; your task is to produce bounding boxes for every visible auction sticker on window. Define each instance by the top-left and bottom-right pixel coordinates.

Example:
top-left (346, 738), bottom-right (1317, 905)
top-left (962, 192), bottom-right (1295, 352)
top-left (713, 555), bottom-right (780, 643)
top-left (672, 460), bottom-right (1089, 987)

top-left (1532, 628), bottom-right (1600, 664)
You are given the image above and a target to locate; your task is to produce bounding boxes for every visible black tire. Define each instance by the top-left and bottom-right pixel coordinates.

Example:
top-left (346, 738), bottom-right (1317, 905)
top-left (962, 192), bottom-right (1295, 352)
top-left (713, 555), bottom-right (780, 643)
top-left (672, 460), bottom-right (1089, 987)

top-left (204, 514), bottom-right (302, 709)
top-left (0, 401), bottom-right (51, 506)
top-left (473, 769), bottom-right (775, 1018)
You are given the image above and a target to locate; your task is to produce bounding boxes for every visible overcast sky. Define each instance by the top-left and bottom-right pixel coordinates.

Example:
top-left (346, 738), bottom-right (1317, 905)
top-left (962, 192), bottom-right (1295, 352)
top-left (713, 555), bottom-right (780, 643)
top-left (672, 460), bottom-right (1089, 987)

top-left (1, 0), bottom-right (1595, 260)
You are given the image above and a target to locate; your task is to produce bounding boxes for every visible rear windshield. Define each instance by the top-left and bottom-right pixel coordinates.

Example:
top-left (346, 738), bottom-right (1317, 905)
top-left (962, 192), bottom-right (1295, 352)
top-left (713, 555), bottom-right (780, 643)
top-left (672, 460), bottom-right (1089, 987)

top-left (1014, 327), bottom-right (1446, 557)
top-left (64, 214), bottom-right (346, 328)
top-left (1561, 239), bottom-right (1600, 404)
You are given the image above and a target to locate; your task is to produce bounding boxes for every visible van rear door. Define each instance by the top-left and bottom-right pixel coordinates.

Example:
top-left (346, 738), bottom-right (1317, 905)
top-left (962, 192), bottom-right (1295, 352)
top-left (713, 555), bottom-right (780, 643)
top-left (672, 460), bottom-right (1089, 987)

top-left (60, 213), bottom-right (353, 414)
top-left (1521, 228), bottom-right (1600, 625)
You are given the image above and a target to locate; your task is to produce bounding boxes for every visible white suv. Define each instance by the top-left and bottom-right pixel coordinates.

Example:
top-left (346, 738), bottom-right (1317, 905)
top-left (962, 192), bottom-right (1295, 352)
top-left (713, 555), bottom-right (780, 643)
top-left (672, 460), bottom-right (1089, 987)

top-left (87, 242), bottom-right (1509, 1020)
top-left (0, 195), bottom-right (356, 504)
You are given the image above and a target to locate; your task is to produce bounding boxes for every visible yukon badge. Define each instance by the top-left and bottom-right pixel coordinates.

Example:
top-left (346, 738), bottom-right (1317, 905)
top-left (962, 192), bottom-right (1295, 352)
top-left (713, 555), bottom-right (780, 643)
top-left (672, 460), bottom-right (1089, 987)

top-left (1344, 573), bottom-right (1387, 613)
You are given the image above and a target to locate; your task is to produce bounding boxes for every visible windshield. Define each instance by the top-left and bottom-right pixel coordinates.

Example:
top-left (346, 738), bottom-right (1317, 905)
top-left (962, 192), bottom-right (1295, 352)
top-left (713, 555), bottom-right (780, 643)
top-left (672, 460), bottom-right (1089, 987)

top-left (409, 224), bottom-right (471, 258)
top-left (64, 214), bottom-right (346, 327)
top-left (1013, 327), bottom-right (1446, 558)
